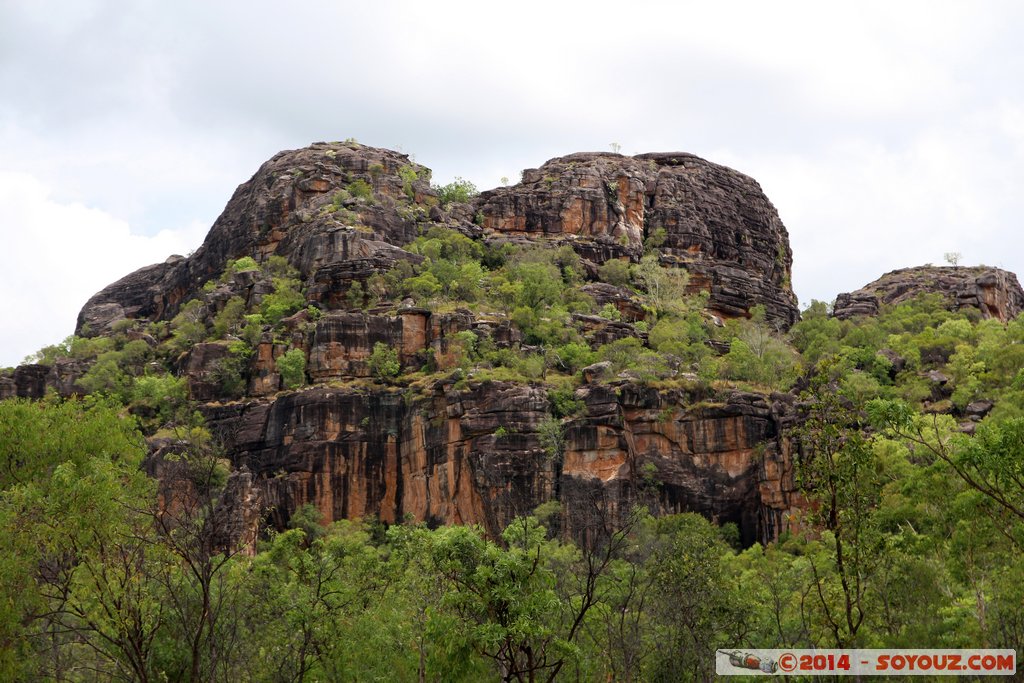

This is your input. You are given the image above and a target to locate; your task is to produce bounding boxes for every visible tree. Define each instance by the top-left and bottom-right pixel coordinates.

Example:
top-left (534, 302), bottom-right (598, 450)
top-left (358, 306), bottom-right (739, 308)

top-left (167, 299), bottom-right (209, 354)
top-left (240, 522), bottom-right (390, 681)
top-left (944, 251), bottom-right (962, 268)
top-left (146, 442), bottom-right (251, 682)
top-left (642, 514), bottom-right (754, 680)
top-left (434, 177), bottom-right (478, 206)
top-left (869, 402), bottom-right (1024, 549)
top-left (212, 296), bottom-right (247, 338)
top-left (630, 255), bottom-right (688, 317)
top-left (795, 360), bottom-right (883, 647)
top-left (261, 276), bottom-right (305, 325)
top-left (276, 348), bottom-right (307, 389)
top-left (368, 342), bottom-right (400, 380)
top-left (428, 522), bottom-right (565, 682)
top-left (0, 397), bottom-right (160, 681)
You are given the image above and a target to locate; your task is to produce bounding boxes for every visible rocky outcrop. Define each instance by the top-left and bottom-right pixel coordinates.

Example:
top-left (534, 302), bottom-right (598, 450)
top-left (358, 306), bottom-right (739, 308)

top-left (79, 144), bottom-right (799, 335)
top-left (56, 142), bottom-right (810, 546)
top-left (834, 266), bottom-right (1024, 321)
top-left (307, 309), bottom-right (474, 381)
top-left (0, 360), bottom-right (88, 400)
top-left (78, 142), bottom-right (437, 333)
top-left (476, 152), bottom-right (799, 327)
top-left (200, 381), bottom-right (801, 545)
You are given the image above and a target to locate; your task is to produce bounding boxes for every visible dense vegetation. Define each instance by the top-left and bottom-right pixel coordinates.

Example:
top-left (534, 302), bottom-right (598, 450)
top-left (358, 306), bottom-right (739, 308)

top-left (4, 225), bottom-right (1024, 679)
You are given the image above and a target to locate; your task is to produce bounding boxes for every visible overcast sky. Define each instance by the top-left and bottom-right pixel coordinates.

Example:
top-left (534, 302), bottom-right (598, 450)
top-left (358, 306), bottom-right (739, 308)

top-left (2, 0), bottom-right (1023, 366)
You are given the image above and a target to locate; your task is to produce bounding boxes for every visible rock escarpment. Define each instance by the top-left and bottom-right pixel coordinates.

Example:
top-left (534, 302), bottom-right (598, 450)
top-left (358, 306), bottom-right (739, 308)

top-left (44, 141), bottom-right (810, 543)
top-left (78, 143), bottom-right (436, 335)
top-left (79, 143), bottom-right (799, 334)
top-left (200, 381), bottom-right (800, 545)
top-left (477, 152), bottom-right (798, 327)
top-left (834, 266), bottom-right (1024, 322)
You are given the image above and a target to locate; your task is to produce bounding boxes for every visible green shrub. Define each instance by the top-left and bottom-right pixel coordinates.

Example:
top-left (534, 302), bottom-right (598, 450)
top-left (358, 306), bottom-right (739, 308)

top-left (261, 277), bottom-right (305, 325)
top-left (630, 255), bottom-right (689, 316)
top-left (597, 337), bottom-right (645, 373)
top-left (263, 255), bottom-right (295, 277)
top-left (398, 165), bottom-right (418, 199)
top-left (347, 179), bottom-right (374, 202)
top-left (553, 342), bottom-right (595, 374)
top-left (537, 416), bottom-right (565, 462)
top-left (78, 352), bottom-right (131, 399)
top-left (131, 373), bottom-right (188, 427)
top-left (434, 177), bottom-right (478, 206)
top-left (369, 342), bottom-right (400, 380)
top-left (229, 256), bottom-right (259, 273)
top-left (549, 388), bottom-right (584, 418)
top-left (649, 314), bottom-right (709, 363)
top-left (412, 227), bottom-right (483, 263)
top-left (452, 330), bottom-right (479, 366)
top-left (644, 226), bottom-right (668, 252)
top-left (240, 314), bottom-right (265, 347)
top-left (599, 303), bottom-right (622, 321)
top-left (346, 282), bottom-right (365, 309)
top-left (721, 337), bottom-right (798, 389)
top-left (277, 348), bottom-right (307, 389)
top-left (405, 271), bottom-right (442, 303)
top-left (212, 296), bottom-right (247, 339)
top-left (597, 259), bottom-right (631, 287)
top-left (167, 299), bottom-right (208, 354)
top-left (212, 344), bottom-right (251, 399)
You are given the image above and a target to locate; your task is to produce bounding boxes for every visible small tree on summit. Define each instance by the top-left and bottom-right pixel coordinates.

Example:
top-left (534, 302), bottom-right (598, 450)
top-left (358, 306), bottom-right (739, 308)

top-left (944, 251), bottom-right (962, 268)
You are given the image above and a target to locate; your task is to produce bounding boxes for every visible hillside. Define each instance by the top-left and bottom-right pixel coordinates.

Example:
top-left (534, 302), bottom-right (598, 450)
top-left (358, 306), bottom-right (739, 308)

top-left (2, 141), bottom-right (1023, 680)
top-left (7, 141), bottom-right (805, 545)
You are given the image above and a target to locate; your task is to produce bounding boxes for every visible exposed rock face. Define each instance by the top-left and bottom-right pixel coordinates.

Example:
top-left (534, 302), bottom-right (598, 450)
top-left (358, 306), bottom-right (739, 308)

top-left (834, 266), bottom-right (1024, 321)
top-left (477, 152), bottom-right (799, 327)
top-left (307, 309), bottom-right (473, 382)
top-left (145, 441), bottom-right (263, 556)
top-left (78, 142), bottom-right (437, 333)
top-left (0, 361), bottom-right (87, 400)
top-left (79, 144), bottom-right (799, 335)
top-left (55, 141), bottom-right (808, 544)
top-left (199, 382), bottom-right (800, 545)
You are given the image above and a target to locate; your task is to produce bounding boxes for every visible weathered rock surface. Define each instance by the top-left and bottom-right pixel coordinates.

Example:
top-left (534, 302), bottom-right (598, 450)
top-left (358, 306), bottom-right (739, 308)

top-left (79, 144), bottom-right (799, 335)
top-left (52, 142), bottom-right (809, 544)
top-left (145, 440), bottom-right (263, 556)
top-left (834, 266), bottom-right (1024, 321)
top-left (0, 360), bottom-right (88, 400)
top-left (200, 381), bottom-right (801, 545)
top-left (78, 142), bottom-right (437, 333)
top-left (476, 152), bottom-right (799, 327)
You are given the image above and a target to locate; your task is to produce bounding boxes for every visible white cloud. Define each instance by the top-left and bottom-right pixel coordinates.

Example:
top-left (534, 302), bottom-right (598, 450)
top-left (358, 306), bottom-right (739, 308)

top-left (0, 172), bottom-right (206, 367)
top-left (736, 109), bottom-right (1024, 309)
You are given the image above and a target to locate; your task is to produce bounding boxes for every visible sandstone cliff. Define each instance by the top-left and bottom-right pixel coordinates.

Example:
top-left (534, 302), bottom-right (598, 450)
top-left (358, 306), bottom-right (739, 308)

top-left (21, 141), bottom-right (810, 544)
top-left (834, 265), bottom-right (1024, 321)
top-left (79, 143), bottom-right (798, 334)
top-left (199, 381), bottom-right (799, 546)
top-left (477, 152), bottom-right (798, 326)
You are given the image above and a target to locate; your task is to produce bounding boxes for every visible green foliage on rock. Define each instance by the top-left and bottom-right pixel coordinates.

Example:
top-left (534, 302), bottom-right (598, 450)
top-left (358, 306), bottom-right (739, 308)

top-left (347, 178), bottom-right (374, 201)
top-left (434, 176), bottom-right (478, 206)
top-left (597, 258), bottom-right (631, 287)
top-left (277, 348), bottom-right (307, 389)
top-left (369, 341), bottom-right (400, 380)
top-left (261, 276), bottom-right (306, 325)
